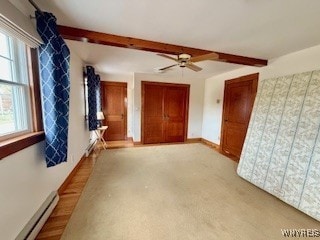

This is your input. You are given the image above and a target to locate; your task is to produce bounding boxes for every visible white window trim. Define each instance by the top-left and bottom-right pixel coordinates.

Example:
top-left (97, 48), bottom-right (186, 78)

top-left (0, 0), bottom-right (42, 48)
top-left (0, 33), bottom-right (33, 141)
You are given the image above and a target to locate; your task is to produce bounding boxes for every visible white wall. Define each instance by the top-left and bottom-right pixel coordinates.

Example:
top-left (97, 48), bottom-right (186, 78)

top-left (133, 73), bottom-right (205, 142)
top-left (202, 44), bottom-right (320, 144)
top-left (0, 48), bottom-right (90, 240)
top-left (99, 72), bottom-right (134, 138)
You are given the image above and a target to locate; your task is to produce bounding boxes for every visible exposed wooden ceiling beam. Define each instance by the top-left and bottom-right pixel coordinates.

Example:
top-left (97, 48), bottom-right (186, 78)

top-left (57, 25), bottom-right (268, 67)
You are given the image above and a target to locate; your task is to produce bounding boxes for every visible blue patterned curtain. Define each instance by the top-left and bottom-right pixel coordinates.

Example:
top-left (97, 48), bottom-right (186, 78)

top-left (36, 11), bottom-right (70, 167)
top-left (96, 74), bottom-right (101, 112)
top-left (87, 66), bottom-right (101, 130)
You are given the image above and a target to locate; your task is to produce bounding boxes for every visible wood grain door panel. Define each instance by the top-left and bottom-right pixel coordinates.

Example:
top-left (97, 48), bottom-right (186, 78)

top-left (101, 82), bottom-right (127, 141)
top-left (144, 119), bottom-right (164, 143)
top-left (142, 82), bottom-right (189, 144)
top-left (221, 73), bottom-right (258, 160)
top-left (226, 83), bottom-right (252, 124)
top-left (164, 87), bottom-right (187, 142)
top-left (223, 123), bottom-right (247, 158)
top-left (143, 84), bottom-right (164, 144)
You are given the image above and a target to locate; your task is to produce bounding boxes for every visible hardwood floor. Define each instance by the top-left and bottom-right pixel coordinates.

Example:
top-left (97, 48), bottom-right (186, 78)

top-left (35, 152), bottom-right (98, 239)
top-left (35, 140), bottom-right (134, 239)
top-left (35, 139), bottom-right (213, 239)
top-left (105, 139), bottom-right (134, 149)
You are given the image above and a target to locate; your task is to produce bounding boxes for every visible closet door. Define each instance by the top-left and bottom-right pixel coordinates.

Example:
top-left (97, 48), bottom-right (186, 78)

top-left (143, 84), bottom-right (165, 144)
top-left (164, 86), bottom-right (188, 142)
top-left (142, 82), bottom-right (189, 144)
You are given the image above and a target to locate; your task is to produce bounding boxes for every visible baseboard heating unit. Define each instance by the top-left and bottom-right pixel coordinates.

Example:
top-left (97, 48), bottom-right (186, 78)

top-left (85, 139), bottom-right (97, 157)
top-left (16, 191), bottom-right (59, 240)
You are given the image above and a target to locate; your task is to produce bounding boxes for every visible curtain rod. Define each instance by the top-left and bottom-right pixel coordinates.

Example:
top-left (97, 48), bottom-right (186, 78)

top-left (28, 0), bottom-right (44, 14)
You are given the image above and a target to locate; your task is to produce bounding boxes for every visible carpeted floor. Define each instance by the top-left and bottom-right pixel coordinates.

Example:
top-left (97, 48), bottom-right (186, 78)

top-left (61, 143), bottom-right (320, 240)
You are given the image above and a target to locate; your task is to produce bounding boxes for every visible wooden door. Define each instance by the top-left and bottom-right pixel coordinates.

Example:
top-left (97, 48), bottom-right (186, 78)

top-left (101, 82), bottom-right (127, 141)
top-left (164, 86), bottom-right (188, 142)
top-left (142, 82), bottom-right (189, 144)
top-left (143, 84), bottom-right (165, 144)
top-left (221, 73), bottom-right (258, 160)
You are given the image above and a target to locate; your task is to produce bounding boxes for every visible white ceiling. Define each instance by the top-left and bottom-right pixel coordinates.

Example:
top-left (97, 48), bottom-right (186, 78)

top-left (38, 0), bottom-right (320, 79)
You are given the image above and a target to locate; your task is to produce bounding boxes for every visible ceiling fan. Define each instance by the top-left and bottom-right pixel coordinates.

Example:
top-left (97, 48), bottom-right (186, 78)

top-left (156, 52), bottom-right (219, 72)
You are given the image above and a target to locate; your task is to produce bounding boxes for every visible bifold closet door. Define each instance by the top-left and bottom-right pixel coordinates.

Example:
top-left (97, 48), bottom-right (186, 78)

top-left (143, 84), bottom-right (165, 144)
top-left (142, 82), bottom-right (189, 144)
top-left (164, 86), bottom-right (188, 142)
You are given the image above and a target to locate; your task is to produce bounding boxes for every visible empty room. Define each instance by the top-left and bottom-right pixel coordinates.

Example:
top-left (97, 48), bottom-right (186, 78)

top-left (1, 0), bottom-right (320, 239)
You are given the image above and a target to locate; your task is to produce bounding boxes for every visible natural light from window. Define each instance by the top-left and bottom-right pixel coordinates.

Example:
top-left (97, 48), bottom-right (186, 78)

top-left (0, 31), bottom-right (31, 138)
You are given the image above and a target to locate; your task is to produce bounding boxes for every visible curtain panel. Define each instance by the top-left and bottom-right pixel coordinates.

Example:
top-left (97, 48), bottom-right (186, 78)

top-left (86, 66), bottom-right (101, 131)
top-left (96, 74), bottom-right (102, 113)
top-left (36, 11), bottom-right (70, 167)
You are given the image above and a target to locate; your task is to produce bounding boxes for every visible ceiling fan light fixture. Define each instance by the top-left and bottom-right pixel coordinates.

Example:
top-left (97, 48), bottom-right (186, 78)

top-left (156, 53), bottom-right (203, 72)
top-left (180, 62), bottom-right (186, 67)
top-left (179, 53), bottom-right (191, 59)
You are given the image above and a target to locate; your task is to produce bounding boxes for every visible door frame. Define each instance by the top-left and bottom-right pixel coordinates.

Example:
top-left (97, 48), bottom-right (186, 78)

top-left (220, 73), bottom-right (258, 160)
top-left (101, 81), bottom-right (128, 140)
top-left (141, 81), bottom-right (190, 144)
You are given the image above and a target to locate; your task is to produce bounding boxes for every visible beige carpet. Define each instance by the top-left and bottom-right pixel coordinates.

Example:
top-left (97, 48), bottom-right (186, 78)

top-left (61, 143), bottom-right (320, 240)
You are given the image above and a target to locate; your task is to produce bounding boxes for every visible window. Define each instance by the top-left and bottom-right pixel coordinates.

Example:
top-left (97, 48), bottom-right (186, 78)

top-left (0, 31), bottom-right (44, 159)
top-left (0, 31), bottom-right (32, 140)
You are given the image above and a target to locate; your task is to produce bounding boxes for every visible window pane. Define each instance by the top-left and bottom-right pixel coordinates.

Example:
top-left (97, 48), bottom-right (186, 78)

top-left (0, 84), bottom-right (29, 136)
top-left (0, 32), bottom-right (32, 140)
top-left (0, 32), bottom-right (10, 58)
top-left (13, 40), bottom-right (28, 84)
top-left (0, 57), bottom-right (13, 81)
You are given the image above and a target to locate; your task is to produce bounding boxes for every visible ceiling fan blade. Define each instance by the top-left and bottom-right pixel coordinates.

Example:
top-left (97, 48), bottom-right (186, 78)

top-left (186, 63), bottom-right (202, 72)
top-left (158, 64), bottom-right (179, 71)
top-left (157, 53), bottom-right (178, 62)
top-left (190, 52), bottom-right (219, 62)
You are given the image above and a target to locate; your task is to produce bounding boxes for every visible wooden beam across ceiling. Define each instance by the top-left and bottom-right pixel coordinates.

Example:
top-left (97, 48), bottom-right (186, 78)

top-left (57, 25), bottom-right (268, 67)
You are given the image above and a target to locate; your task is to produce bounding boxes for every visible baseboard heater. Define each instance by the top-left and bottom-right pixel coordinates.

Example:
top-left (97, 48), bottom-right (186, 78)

top-left (16, 191), bottom-right (59, 240)
top-left (85, 139), bottom-right (97, 157)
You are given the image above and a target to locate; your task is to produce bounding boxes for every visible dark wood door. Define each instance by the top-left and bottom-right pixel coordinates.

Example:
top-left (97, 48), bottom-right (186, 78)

top-left (221, 73), bottom-right (258, 160)
top-left (142, 82), bottom-right (189, 144)
top-left (101, 82), bottom-right (127, 141)
top-left (164, 86), bottom-right (188, 142)
top-left (143, 84), bottom-right (165, 144)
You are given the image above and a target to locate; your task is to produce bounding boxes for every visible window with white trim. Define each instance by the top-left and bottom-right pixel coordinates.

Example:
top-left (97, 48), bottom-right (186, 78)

top-left (0, 31), bottom-right (32, 140)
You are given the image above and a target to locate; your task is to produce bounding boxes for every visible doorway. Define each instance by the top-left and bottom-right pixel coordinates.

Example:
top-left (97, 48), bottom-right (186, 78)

top-left (142, 81), bottom-right (189, 144)
top-left (101, 81), bottom-right (127, 141)
top-left (220, 73), bottom-right (258, 161)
